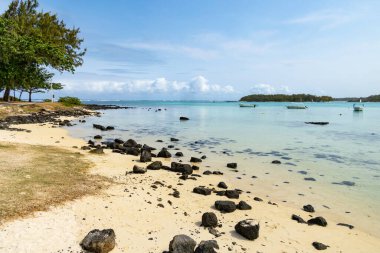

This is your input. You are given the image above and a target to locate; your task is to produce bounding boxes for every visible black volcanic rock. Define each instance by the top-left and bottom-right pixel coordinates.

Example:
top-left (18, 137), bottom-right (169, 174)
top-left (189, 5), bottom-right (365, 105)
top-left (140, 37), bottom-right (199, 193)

top-left (235, 219), bottom-right (260, 240)
top-left (215, 200), bottom-right (236, 213)
top-left (307, 216), bottom-right (328, 227)
top-left (201, 212), bottom-right (218, 227)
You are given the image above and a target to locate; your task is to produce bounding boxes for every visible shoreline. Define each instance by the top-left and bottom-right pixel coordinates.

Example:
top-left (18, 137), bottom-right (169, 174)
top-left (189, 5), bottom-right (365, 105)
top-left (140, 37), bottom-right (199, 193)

top-left (0, 111), bottom-right (379, 252)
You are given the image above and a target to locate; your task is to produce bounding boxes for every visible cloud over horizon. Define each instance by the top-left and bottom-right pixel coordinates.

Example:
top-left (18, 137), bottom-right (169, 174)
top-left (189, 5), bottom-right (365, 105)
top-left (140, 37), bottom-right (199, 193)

top-left (61, 75), bottom-right (235, 95)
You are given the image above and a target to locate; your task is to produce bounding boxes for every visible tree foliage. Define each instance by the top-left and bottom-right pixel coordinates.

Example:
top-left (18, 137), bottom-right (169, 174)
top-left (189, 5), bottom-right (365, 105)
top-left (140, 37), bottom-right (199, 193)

top-left (0, 0), bottom-right (85, 102)
top-left (240, 94), bottom-right (333, 102)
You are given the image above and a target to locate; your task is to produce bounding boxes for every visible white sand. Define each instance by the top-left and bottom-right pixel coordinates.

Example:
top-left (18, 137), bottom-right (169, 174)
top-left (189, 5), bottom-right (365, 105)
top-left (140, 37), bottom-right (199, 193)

top-left (0, 123), bottom-right (379, 253)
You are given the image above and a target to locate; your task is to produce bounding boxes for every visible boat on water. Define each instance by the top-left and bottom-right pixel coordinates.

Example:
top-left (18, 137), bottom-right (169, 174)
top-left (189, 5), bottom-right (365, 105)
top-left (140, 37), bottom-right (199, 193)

top-left (239, 103), bottom-right (257, 108)
top-left (353, 100), bottom-right (364, 112)
top-left (286, 103), bottom-right (308, 109)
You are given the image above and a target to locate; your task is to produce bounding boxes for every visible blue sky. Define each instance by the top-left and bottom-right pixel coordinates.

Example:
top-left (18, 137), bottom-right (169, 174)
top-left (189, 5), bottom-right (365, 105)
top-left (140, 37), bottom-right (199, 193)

top-left (1, 0), bottom-right (380, 100)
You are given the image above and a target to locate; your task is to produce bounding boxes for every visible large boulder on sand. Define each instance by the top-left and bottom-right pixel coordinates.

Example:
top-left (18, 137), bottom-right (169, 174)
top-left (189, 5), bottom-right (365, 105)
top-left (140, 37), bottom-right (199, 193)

top-left (201, 212), bottom-right (218, 227)
top-left (147, 161), bottom-right (162, 170)
top-left (140, 149), bottom-right (152, 163)
top-left (133, 165), bottom-right (147, 174)
top-left (214, 200), bottom-right (236, 213)
top-left (169, 234), bottom-right (196, 253)
top-left (80, 229), bottom-right (116, 253)
top-left (195, 240), bottom-right (219, 253)
top-left (235, 219), bottom-right (260, 240)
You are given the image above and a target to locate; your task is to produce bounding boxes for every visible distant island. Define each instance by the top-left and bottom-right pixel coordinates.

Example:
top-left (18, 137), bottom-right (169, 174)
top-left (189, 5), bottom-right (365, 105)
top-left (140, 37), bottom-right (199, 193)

top-left (333, 94), bottom-right (380, 102)
top-left (240, 94), bottom-right (333, 102)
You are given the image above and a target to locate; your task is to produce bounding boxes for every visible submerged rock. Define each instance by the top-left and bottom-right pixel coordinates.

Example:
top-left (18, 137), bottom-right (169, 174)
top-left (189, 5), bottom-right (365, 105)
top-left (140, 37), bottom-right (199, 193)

top-left (272, 160), bottom-right (281, 164)
top-left (80, 229), bottom-right (116, 253)
top-left (180, 117), bottom-right (190, 121)
top-left (235, 219), bottom-right (260, 240)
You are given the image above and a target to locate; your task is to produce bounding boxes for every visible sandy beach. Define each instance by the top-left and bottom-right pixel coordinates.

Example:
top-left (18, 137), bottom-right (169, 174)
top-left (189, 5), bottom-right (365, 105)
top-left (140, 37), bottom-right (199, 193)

top-left (0, 115), bottom-right (379, 253)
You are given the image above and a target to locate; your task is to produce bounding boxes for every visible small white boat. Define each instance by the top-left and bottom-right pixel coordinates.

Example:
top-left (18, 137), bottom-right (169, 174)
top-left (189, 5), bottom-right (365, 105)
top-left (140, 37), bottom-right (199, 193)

top-left (286, 103), bottom-right (307, 109)
top-left (353, 100), bottom-right (364, 112)
top-left (239, 103), bottom-right (256, 108)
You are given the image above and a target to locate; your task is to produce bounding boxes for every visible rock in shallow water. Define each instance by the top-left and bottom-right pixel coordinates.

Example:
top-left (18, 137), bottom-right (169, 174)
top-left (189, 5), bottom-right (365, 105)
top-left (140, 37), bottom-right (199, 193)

top-left (235, 219), bottom-right (260, 240)
top-left (169, 234), bottom-right (196, 253)
top-left (80, 229), bottom-right (116, 253)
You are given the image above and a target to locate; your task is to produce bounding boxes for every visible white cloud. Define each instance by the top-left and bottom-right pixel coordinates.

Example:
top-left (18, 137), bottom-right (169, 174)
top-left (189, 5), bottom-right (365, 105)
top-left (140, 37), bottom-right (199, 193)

top-left (60, 75), bottom-right (234, 94)
top-left (287, 9), bottom-right (356, 29)
top-left (251, 84), bottom-right (290, 94)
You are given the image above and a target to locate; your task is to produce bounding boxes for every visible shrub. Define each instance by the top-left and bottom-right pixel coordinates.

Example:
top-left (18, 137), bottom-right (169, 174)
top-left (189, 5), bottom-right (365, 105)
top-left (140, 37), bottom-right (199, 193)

top-left (58, 96), bottom-right (82, 106)
top-left (43, 99), bottom-right (52, 102)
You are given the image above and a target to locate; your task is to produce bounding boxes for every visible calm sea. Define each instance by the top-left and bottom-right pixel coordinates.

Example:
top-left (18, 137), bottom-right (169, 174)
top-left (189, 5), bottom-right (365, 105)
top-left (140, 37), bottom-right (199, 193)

top-left (67, 101), bottom-right (380, 236)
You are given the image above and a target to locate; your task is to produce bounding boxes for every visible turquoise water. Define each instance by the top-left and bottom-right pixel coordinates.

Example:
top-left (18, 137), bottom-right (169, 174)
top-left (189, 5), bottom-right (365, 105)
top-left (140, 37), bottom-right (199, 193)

top-left (68, 101), bottom-right (380, 235)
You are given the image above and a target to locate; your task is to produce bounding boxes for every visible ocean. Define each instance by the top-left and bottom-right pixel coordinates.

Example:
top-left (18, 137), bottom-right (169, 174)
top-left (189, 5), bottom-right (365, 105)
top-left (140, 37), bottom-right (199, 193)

top-left (67, 101), bottom-right (380, 236)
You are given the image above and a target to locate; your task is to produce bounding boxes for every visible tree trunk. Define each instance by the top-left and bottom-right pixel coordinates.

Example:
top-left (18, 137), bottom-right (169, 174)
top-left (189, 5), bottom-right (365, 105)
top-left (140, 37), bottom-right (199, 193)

top-left (13, 89), bottom-right (16, 101)
top-left (19, 91), bottom-right (23, 100)
top-left (3, 88), bottom-right (11, 102)
top-left (28, 90), bottom-right (32, 102)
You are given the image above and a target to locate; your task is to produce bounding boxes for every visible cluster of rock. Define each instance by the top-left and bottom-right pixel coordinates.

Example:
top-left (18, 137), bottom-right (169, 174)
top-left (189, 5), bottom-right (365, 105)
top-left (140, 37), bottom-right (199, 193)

top-left (83, 104), bottom-right (135, 110)
top-left (0, 108), bottom-right (98, 131)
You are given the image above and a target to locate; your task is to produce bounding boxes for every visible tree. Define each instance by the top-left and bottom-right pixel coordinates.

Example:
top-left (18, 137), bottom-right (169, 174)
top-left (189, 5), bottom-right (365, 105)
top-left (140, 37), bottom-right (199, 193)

top-left (0, 0), bottom-right (85, 101)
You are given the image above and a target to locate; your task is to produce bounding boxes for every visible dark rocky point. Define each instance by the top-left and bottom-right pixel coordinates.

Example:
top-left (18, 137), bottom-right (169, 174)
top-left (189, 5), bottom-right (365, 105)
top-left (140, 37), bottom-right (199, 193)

top-left (180, 117), bottom-right (190, 121)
